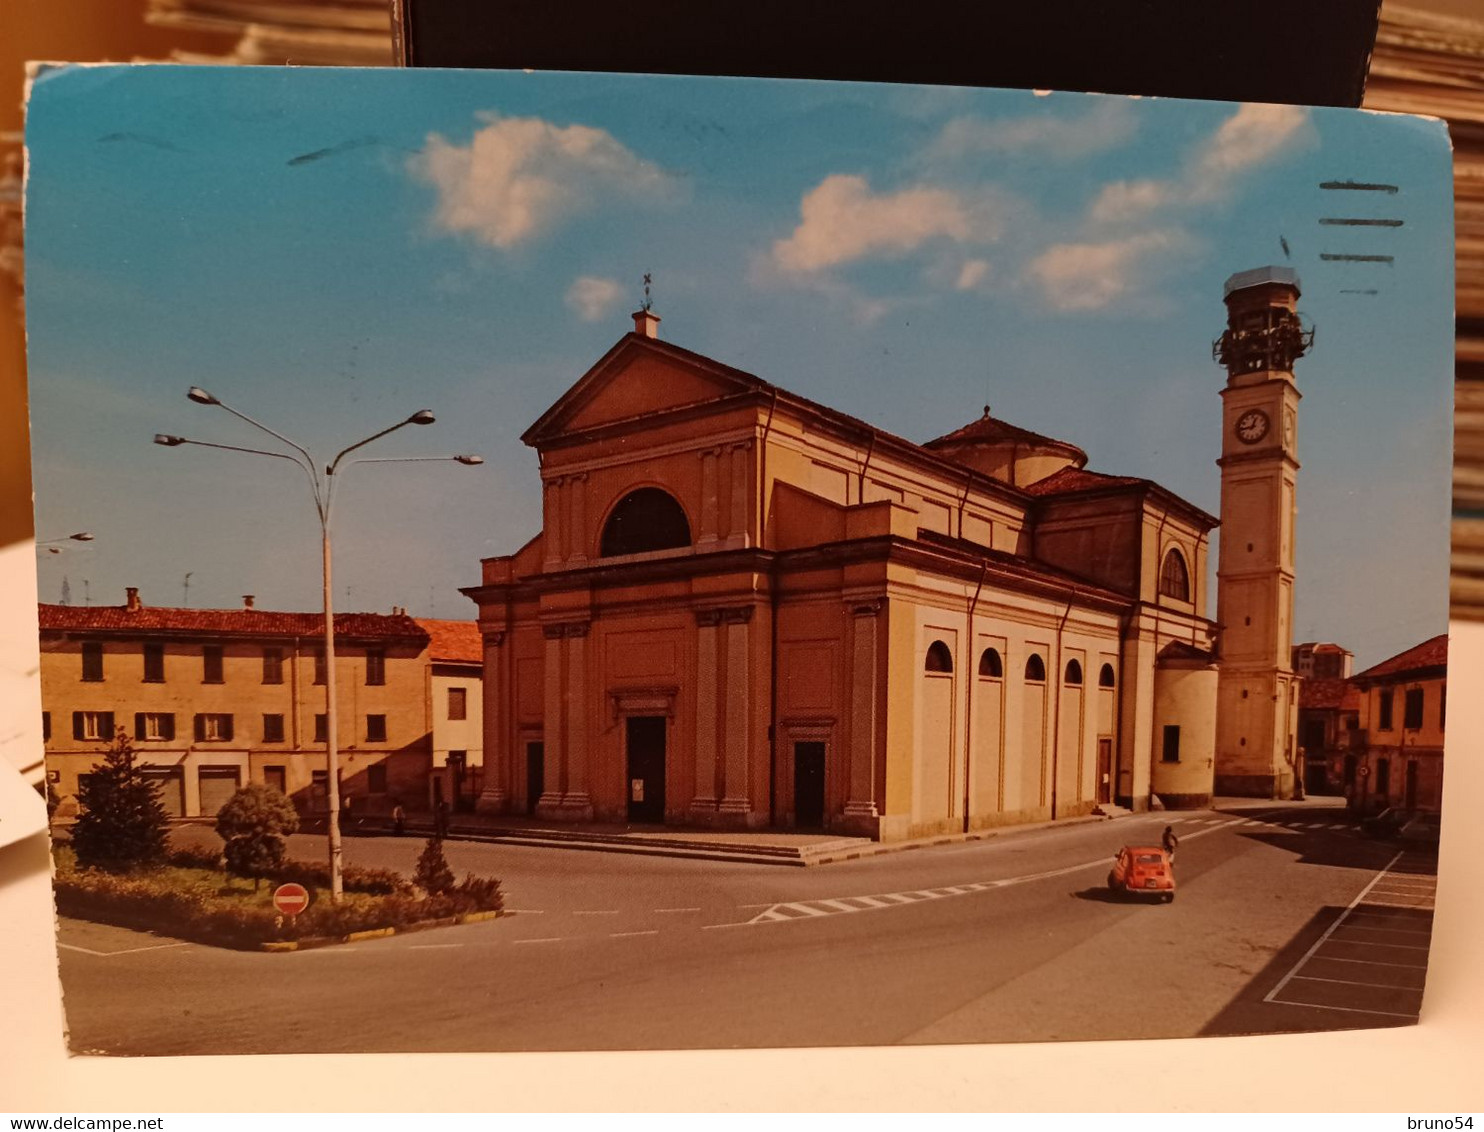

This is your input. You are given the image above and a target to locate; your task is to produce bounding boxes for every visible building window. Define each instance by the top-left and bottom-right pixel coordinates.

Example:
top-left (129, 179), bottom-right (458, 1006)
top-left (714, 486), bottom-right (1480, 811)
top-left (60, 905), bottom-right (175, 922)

top-left (262, 713), bottom-right (285, 743)
top-left (366, 649), bottom-right (385, 686)
top-left (262, 648), bottom-right (284, 685)
top-left (599, 487), bottom-right (692, 557)
top-left (1403, 688), bottom-right (1424, 731)
top-left (72, 711), bottom-right (114, 741)
top-left (134, 712), bottom-right (175, 741)
top-left (81, 642), bottom-right (104, 682)
top-left (1378, 690), bottom-right (1394, 731)
top-left (42, 711), bottom-right (51, 741)
top-left (314, 648), bottom-right (327, 685)
top-left (1159, 548), bottom-right (1191, 602)
top-left (924, 641), bottom-right (953, 673)
top-left (978, 648), bottom-right (1003, 678)
top-left (1024, 654), bottom-right (1046, 682)
top-left (1162, 725), bottom-right (1181, 763)
top-left (264, 765), bottom-right (287, 794)
top-left (203, 646), bottom-right (224, 684)
top-left (314, 714), bottom-right (327, 743)
top-left (143, 642), bottom-right (165, 683)
top-left (1098, 663), bottom-right (1116, 688)
top-left (1064, 659), bottom-right (1083, 686)
top-left (194, 713), bottom-right (234, 742)
top-left (366, 714), bottom-right (387, 742)
top-left (448, 686), bottom-right (468, 720)
top-left (367, 763), bottom-right (388, 794)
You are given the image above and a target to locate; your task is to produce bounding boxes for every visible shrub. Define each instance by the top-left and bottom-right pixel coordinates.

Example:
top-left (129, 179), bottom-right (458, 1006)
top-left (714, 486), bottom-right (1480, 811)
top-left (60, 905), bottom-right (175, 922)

top-left (167, 843), bottom-right (224, 870)
top-left (216, 784), bottom-right (299, 889)
top-left (70, 730), bottom-right (170, 873)
top-left (269, 858), bottom-right (413, 896)
top-left (413, 836), bottom-right (455, 895)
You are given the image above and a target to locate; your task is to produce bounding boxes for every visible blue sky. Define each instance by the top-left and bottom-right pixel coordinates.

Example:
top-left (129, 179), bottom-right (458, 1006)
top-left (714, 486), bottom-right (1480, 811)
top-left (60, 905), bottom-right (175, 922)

top-left (24, 66), bottom-right (1454, 668)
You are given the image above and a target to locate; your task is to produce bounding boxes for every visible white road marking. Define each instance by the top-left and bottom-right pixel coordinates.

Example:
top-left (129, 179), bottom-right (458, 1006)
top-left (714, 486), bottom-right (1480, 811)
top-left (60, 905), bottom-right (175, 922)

top-left (1311, 955), bottom-right (1428, 970)
top-left (408, 944), bottom-right (463, 950)
top-left (506, 908), bottom-right (545, 915)
top-left (573, 910), bottom-right (619, 916)
top-left (511, 937), bottom-right (565, 944)
top-left (654, 907), bottom-right (701, 913)
top-left (1263, 998), bottom-right (1420, 1020)
top-left (610, 930), bottom-right (659, 939)
top-left (58, 941), bottom-right (190, 957)
top-left (1291, 974), bottom-right (1422, 993)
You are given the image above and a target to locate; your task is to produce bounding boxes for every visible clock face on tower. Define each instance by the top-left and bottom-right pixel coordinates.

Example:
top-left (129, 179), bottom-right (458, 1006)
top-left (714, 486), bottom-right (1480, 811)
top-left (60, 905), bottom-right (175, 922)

top-left (1235, 409), bottom-right (1270, 444)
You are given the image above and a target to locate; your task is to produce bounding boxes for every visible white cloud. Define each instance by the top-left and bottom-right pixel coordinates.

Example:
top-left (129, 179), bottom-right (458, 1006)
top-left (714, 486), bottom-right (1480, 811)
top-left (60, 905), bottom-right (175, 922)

top-left (1088, 104), bottom-right (1309, 224)
top-left (1027, 230), bottom-right (1193, 312)
top-left (956, 258), bottom-right (991, 291)
top-left (770, 175), bottom-right (1006, 275)
top-left (565, 275), bottom-right (626, 321)
top-left (410, 113), bottom-right (673, 249)
top-left (929, 100), bottom-right (1138, 161)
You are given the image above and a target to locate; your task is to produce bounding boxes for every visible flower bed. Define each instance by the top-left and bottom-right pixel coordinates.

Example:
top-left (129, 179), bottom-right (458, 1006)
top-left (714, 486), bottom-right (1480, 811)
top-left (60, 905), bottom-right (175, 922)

top-left (52, 851), bottom-right (503, 951)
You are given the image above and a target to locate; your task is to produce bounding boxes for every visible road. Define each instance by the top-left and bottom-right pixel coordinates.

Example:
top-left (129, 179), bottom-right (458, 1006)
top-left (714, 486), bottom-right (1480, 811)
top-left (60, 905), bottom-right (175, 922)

top-left (54, 801), bottom-right (1437, 1054)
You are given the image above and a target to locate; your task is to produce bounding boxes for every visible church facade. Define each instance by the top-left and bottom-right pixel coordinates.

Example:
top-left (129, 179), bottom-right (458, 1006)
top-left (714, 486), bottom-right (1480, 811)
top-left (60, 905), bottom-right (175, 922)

top-left (463, 269), bottom-right (1306, 840)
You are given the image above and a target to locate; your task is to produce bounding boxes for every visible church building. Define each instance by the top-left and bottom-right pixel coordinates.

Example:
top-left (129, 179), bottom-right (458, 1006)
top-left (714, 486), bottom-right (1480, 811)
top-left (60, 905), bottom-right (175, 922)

top-left (463, 268), bottom-right (1308, 840)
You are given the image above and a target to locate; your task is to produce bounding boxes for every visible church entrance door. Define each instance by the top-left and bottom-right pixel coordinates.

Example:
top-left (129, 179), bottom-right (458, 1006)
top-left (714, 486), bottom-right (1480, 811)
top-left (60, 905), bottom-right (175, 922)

top-left (794, 741), bottom-right (825, 828)
top-left (1096, 739), bottom-right (1113, 804)
top-left (626, 715), bottom-right (666, 824)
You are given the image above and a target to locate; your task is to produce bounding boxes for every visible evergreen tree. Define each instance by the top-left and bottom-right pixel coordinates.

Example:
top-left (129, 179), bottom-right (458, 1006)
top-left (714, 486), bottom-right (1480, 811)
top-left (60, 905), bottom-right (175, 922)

top-left (216, 783), bottom-right (299, 890)
top-left (413, 836), bottom-right (455, 895)
top-left (71, 729), bottom-right (170, 873)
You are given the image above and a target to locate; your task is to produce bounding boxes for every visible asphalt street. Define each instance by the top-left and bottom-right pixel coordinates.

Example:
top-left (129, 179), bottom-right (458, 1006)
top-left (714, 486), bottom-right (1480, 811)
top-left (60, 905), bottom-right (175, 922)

top-left (54, 801), bottom-right (1434, 1054)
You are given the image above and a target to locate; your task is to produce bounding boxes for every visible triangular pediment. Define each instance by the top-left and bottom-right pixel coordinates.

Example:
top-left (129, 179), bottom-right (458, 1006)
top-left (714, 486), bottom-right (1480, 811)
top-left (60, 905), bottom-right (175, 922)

top-left (522, 334), bottom-right (765, 447)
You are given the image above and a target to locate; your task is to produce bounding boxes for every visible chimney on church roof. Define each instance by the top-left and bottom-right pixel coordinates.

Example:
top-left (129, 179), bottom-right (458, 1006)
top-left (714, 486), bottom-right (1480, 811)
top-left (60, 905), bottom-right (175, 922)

top-left (125, 587), bottom-right (141, 612)
top-left (243, 595), bottom-right (255, 610)
top-left (632, 308), bottom-right (661, 339)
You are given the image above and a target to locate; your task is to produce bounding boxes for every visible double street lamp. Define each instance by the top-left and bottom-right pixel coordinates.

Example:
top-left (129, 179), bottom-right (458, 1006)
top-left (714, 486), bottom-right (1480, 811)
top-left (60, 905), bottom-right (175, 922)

top-left (155, 386), bottom-right (482, 902)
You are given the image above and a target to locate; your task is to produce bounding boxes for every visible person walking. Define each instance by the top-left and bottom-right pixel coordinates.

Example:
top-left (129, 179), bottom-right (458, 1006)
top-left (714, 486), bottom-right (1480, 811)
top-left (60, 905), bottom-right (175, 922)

top-left (1161, 824), bottom-right (1179, 863)
top-left (434, 797), bottom-right (450, 840)
top-left (391, 799), bottom-right (406, 837)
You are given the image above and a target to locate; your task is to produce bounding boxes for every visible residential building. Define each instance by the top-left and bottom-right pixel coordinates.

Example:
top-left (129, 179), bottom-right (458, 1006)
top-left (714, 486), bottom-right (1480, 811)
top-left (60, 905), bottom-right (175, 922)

top-left (1296, 673), bottom-right (1362, 795)
top-left (418, 618), bottom-right (484, 812)
top-left (40, 590), bottom-right (434, 818)
top-left (462, 269), bottom-right (1306, 840)
top-left (1346, 634), bottom-right (1448, 814)
top-left (1292, 641), bottom-right (1354, 680)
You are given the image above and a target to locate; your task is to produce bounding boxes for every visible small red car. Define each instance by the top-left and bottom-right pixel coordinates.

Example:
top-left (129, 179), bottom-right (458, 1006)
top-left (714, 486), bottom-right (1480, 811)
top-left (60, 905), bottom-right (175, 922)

top-left (1107, 845), bottom-right (1176, 902)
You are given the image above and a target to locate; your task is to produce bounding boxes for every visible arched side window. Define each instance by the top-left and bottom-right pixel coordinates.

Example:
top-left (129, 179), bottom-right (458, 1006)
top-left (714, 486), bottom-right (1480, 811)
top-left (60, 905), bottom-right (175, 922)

top-left (978, 648), bottom-right (1003, 678)
top-left (924, 641), bottom-right (954, 674)
top-left (1065, 659), bottom-right (1083, 686)
top-left (1159, 547), bottom-right (1191, 602)
top-left (1024, 654), bottom-right (1046, 682)
top-left (1098, 663), bottom-right (1116, 689)
top-left (599, 488), bottom-right (692, 557)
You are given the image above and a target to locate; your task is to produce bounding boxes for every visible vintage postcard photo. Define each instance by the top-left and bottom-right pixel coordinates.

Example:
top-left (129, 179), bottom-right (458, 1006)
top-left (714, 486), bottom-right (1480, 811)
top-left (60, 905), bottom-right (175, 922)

top-left (23, 65), bottom-right (1452, 1054)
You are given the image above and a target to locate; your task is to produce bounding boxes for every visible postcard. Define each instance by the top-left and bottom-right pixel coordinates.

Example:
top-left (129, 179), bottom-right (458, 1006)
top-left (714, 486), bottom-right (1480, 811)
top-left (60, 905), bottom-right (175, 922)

top-left (23, 64), bottom-right (1452, 1055)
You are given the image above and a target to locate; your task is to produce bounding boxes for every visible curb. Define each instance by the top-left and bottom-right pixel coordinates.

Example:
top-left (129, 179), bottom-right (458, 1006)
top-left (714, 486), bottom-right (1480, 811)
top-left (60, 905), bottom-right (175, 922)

top-left (258, 909), bottom-right (503, 952)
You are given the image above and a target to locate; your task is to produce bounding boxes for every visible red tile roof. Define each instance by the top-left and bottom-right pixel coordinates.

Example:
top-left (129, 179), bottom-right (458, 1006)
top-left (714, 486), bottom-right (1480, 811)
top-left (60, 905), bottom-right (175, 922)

top-left (416, 618), bottom-right (483, 663)
top-left (1022, 467), bottom-right (1149, 496)
top-left (38, 603), bottom-right (428, 643)
top-left (1299, 678), bottom-right (1362, 711)
top-left (924, 410), bottom-right (1088, 465)
top-left (1353, 634), bottom-right (1449, 682)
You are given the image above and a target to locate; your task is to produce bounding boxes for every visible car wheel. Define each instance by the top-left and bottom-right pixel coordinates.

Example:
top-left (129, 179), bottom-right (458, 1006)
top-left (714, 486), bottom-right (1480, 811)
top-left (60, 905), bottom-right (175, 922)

top-left (1106, 872), bottom-right (1117, 892)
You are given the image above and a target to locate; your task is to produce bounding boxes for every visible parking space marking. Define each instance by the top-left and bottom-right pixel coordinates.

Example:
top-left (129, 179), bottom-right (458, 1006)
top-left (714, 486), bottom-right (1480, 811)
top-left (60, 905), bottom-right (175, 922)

top-left (58, 941), bottom-right (191, 957)
top-left (1292, 974), bottom-right (1423, 993)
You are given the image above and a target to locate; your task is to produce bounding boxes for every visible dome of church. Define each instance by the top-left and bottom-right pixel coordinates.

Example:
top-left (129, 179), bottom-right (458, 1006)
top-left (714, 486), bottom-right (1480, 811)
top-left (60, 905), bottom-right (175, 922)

top-left (923, 407), bottom-right (1088, 488)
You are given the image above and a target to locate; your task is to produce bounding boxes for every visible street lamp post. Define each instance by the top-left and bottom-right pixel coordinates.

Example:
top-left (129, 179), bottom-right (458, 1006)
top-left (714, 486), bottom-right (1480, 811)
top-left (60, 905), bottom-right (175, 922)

top-left (155, 391), bottom-right (481, 902)
top-left (36, 531), bottom-right (94, 554)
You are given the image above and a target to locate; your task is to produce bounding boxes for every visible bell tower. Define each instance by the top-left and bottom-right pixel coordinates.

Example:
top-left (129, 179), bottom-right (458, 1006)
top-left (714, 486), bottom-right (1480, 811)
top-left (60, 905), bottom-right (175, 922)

top-left (1213, 266), bottom-right (1313, 798)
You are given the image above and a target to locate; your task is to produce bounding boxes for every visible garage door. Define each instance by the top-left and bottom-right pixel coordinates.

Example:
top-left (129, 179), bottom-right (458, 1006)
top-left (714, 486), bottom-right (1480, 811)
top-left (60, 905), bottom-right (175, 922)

top-left (142, 767), bottom-right (184, 817)
top-left (198, 766), bottom-right (242, 816)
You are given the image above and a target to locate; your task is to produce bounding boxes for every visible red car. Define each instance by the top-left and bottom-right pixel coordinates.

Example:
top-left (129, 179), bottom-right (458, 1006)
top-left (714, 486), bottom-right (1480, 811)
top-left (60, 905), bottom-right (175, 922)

top-left (1107, 845), bottom-right (1176, 902)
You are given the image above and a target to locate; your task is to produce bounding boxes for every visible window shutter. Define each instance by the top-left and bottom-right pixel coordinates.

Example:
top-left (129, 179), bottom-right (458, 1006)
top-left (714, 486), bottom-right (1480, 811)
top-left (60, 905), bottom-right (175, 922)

top-left (163, 714), bottom-right (176, 741)
top-left (73, 711), bottom-right (84, 740)
top-left (135, 712), bottom-right (146, 741)
top-left (194, 714), bottom-right (205, 742)
top-left (101, 712), bottom-right (114, 739)
top-left (223, 715), bottom-right (234, 742)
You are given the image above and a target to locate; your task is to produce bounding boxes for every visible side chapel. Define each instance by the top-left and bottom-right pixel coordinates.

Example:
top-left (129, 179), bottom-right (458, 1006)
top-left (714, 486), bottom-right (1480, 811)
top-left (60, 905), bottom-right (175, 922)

top-left (462, 267), bottom-right (1307, 840)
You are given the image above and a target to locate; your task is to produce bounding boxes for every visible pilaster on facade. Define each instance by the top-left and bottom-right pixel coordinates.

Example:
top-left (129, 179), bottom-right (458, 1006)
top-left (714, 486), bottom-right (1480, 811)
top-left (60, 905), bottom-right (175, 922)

top-left (841, 598), bottom-right (884, 833)
top-left (718, 605), bottom-right (753, 815)
top-left (726, 440), bottom-right (753, 549)
top-left (698, 446), bottom-right (725, 546)
top-left (475, 628), bottom-right (509, 814)
top-left (536, 618), bottom-right (594, 821)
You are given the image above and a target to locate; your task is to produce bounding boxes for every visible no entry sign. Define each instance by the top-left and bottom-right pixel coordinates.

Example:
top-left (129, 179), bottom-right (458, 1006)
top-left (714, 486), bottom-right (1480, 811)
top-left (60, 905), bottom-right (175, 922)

top-left (272, 882), bottom-right (311, 916)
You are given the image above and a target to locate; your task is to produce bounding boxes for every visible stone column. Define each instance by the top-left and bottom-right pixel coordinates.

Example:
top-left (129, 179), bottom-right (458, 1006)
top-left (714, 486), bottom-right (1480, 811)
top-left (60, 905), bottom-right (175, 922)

top-left (475, 630), bottom-right (508, 813)
top-left (562, 622), bottom-right (594, 818)
top-left (698, 448), bottom-right (721, 546)
top-left (567, 473), bottom-right (589, 565)
top-left (691, 609), bottom-right (722, 815)
top-left (843, 600), bottom-right (883, 825)
top-left (728, 442), bottom-right (751, 545)
top-left (537, 624), bottom-right (565, 817)
top-left (718, 606), bottom-right (753, 816)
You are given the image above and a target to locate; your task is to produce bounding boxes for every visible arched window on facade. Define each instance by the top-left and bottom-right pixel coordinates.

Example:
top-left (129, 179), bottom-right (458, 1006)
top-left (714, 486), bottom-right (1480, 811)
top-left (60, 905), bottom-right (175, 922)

top-left (924, 641), bottom-right (954, 673)
top-left (1024, 654), bottom-right (1046, 682)
top-left (978, 648), bottom-right (1003, 678)
top-left (599, 488), bottom-right (692, 557)
top-left (1065, 659), bottom-right (1083, 685)
top-left (1099, 663), bottom-right (1117, 689)
top-left (1159, 547), bottom-right (1191, 602)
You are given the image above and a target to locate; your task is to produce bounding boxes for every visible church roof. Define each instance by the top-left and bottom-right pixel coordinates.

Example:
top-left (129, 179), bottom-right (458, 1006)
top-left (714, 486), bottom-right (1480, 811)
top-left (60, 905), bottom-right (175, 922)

top-left (1157, 640), bottom-right (1216, 665)
top-left (1022, 466), bottom-right (1219, 530)
top-left (1352, 634), bottom-right (1449, 683)
top-left (923, 409), bottom-right (1087, 466)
